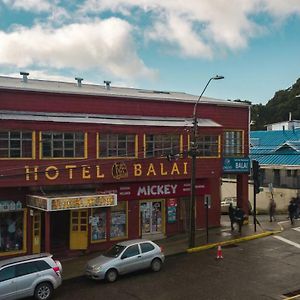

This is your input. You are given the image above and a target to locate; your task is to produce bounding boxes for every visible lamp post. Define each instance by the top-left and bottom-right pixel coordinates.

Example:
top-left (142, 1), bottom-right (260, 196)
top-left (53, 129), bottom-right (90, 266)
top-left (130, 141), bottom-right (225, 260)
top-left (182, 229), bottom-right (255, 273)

top-left (189, 75), bottom-right (224, 248)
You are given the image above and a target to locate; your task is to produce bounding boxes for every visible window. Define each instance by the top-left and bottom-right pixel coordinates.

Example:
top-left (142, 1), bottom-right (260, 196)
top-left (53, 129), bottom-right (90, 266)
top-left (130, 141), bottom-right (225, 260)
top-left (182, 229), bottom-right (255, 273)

top-left (145, 134), bottom-right (180, 157)
top-left (91, 209), bottom-right (107, 242)
top-left (0, 131), bottom-right (33, 158)
top-left (0, 211), bottom-right (25, 253)
top-left (122, 244), bottom-right (140, 259)
top-left (16, 262), bottom-right (39, 277)
top-left (140, 242), bottom-right (155, 253)
top-left (99, 134), bottom-right (136, 157)
top-left (35, 260), bottom-right (51, 271)
top-left (195, 135), bottom-right (219, 157)
top-left (41, 132), bottom-right (84, 158)
top-left (0, 266), bottom-right (15, 282)
top-left (223, 131), bottom-right (243, 156)
top-left (110, 202), bottom-right (127, 239)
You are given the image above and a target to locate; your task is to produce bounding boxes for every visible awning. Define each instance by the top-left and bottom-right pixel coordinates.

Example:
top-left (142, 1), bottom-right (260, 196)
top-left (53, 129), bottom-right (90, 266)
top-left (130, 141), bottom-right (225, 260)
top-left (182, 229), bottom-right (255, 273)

top-left (27, 193), bottom-right (117, 211)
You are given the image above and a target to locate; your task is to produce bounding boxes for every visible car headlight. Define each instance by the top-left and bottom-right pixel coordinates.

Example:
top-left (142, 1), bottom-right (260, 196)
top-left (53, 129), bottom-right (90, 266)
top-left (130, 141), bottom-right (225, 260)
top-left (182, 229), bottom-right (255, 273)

top-left (92, 265), bottom-right (102, 272)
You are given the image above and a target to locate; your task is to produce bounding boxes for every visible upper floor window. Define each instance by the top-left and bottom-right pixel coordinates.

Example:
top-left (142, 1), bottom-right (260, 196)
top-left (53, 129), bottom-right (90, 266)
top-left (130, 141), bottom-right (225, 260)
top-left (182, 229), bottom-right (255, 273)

top-left (195, 135), bottom-right (219, 157)
top-left (0, 131), bottom-right (33, 158)
top-left (223, 131), bottom-right (243, 157)
top-left (41, 132), bottom-right (85, 158)
top-left (98, 134), bottom-right (136, 158)
top-left (145, 134), bottom-right (180, 158)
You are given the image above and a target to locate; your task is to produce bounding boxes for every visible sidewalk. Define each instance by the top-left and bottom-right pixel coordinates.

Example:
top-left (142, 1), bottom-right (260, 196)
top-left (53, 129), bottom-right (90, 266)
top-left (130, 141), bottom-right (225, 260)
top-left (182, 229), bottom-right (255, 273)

top-left (61, 214), bottom-right (286, 281)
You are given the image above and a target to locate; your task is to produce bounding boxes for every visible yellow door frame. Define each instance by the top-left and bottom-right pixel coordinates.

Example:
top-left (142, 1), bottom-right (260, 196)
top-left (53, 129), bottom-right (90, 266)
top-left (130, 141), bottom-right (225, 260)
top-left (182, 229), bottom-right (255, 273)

top-left (70, 209), bottom-right (88, 250)
top-left (32, 211), bottom-right (41, 254)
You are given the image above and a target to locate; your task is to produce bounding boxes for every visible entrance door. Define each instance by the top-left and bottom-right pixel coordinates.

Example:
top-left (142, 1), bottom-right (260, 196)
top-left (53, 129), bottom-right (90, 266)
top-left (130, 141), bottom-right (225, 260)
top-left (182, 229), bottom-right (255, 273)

top-left (32, 211), bottom-right (41, 254)
top-left (70, 210), bottom-right (88, 250)
top-left (140, 200), bottom-right (163, 235)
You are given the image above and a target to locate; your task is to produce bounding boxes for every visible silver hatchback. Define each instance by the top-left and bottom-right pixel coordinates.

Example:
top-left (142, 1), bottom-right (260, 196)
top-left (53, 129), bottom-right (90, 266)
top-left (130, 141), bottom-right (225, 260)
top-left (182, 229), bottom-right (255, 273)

top-left (85, 239), bottom-right (165, 282)
top-left (0, 253), bottom-right (62, 300)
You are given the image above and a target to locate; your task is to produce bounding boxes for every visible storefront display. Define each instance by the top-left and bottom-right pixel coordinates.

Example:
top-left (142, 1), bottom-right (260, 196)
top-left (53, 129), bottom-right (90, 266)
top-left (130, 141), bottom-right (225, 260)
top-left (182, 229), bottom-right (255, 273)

top-left (0, 211), bottom-right (25, 253)
top-left (141, 200), bottom-right (163, 234)
top-left (110, 202), bottom-right (127, 239)
top-left (90, 209), bottom-right (107, 242)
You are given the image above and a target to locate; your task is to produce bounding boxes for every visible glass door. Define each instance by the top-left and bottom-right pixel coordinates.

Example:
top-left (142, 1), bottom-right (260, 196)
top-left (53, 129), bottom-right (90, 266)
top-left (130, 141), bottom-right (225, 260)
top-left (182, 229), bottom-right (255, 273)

top-left (32, 211), bottom-right (41, 254)
top-left (140, 201), bottom-right (163, 234)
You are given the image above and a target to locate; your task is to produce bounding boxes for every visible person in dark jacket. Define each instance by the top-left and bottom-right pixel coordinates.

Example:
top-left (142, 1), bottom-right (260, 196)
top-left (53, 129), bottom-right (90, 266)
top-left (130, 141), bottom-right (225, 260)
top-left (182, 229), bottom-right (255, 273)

top-left (288, 199), bottom-right (297, 225)
top-left (228, 203), bottom-right (236, 231)
top-left (235, 207), bottom-right (245, 233)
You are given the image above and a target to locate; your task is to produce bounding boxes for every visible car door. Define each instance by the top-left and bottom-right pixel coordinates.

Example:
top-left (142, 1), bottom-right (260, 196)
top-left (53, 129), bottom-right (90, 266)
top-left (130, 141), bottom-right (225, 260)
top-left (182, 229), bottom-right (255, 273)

top-left (0, 265), bottom-right (17, 300)
top-left (118, 244), bottom-right (142, 274)
top-left (14, 261), bottom-right (41, 298)
top-left (139, 242), bottom-right (156, 269)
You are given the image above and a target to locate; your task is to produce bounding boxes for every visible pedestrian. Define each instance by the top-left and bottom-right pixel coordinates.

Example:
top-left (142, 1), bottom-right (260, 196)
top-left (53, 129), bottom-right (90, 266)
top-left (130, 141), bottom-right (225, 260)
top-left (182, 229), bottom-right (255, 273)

top-left (228, 203), bottom-right (236, 231)
top-left (268, 198), bottom-right (276, 222)
top-left (235, 206), bottom-right (244, 233)
top-left (288, 199), bottom-right (297, 225)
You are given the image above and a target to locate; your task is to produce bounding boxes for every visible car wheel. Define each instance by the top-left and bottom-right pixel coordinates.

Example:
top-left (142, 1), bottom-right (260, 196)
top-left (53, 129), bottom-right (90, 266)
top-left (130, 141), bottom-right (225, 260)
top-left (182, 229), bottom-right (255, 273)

top-left (151, 258), bottom-right (162, 272)
top-left (34, 282), bottom-right (53, 300)
top-left (105, 269), bottom-right (118, 283)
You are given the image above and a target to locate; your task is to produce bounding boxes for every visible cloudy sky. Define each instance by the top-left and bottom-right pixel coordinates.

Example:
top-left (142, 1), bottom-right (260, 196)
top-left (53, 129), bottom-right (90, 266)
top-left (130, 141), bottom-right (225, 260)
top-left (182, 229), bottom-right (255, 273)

top-left (0, 0), bottom-right (300, 104)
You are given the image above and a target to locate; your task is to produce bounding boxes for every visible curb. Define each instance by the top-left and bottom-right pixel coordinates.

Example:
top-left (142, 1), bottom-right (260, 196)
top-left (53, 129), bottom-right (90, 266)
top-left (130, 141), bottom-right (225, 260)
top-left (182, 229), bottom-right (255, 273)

top-left (187, 230), bottom-right (280, 253)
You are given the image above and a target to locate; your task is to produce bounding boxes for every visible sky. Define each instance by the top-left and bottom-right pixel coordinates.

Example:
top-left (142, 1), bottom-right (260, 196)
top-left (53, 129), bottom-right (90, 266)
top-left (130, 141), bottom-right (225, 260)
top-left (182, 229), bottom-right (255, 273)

top-left (0, 0), bottom-right (300, 104)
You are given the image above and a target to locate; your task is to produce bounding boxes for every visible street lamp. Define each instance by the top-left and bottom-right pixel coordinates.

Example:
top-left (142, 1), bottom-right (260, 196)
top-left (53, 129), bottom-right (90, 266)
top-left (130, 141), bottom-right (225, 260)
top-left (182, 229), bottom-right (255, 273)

top-left (189, 75), bottom-right (224, 248)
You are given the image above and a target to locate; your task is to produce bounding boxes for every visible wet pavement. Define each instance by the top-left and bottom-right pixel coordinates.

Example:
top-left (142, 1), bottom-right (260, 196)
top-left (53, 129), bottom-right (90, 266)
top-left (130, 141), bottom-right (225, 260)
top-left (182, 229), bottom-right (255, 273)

top-left (60, 214), bottom-right (290, 281)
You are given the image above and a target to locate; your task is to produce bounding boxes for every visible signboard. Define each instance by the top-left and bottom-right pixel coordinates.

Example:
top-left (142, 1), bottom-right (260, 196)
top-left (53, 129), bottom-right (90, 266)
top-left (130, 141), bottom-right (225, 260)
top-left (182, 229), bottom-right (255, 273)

top-left (27, 194), bottom-right (117, 211)
top-left (223, 157), bottom-right (250, 173)
top-left (167, 198), bottom-right (177, 223)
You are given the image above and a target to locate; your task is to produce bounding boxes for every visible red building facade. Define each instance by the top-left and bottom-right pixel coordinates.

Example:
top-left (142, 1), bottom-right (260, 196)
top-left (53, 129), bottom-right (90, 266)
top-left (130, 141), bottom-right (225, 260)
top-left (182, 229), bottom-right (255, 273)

top-left (0, 75), bottom-right (250, 259)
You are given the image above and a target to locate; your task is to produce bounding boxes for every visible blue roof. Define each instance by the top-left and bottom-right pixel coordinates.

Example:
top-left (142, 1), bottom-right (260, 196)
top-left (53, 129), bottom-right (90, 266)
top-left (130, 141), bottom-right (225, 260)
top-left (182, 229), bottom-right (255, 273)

top-left (250, 129), bottom-right (300, 166)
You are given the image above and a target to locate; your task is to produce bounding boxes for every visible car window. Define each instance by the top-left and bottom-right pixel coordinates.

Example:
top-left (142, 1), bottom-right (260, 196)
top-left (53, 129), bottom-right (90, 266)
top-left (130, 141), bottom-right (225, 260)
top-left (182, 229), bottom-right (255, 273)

top-left (104, 245), bottom-right (126, 258)
top-left (140, 242), bottom-right (155, 253)
top-left (122, 244), bottom-right (140, 258)
top-left (0, 266), bottom-right (15, 282)
top-left (35, 260), bottom-right (51, 271)
top-left (16, 261), bottom-right (40, 277)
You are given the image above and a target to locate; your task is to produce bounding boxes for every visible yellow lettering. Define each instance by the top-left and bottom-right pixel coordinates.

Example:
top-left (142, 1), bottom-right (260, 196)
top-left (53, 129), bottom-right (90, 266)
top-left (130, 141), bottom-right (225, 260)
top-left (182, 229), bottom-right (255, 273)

top-left (160, 163), bottom-right (167, 176)
top-left (65, 165), bottom-right (76, 179)
top-left (134, 164), bottom-right (142, 176)
top-left (45, 166), bottom-right (59, 180)
top-left (96, 165), bottom-right (104, 178)
top-left (171, 163), bottom-right (180, 175)
top-left (183, 162), bottom-right (188, 174)
top-left (147, 163), bottom-right (156, 176)
top-left (82, 165), bottom-right (91, 179)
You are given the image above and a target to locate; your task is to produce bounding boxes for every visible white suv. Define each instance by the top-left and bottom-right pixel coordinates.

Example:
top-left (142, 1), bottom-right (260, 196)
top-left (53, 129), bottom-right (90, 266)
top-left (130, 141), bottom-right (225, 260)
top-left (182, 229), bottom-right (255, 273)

top-left (0, 253), bottom-right (62, 300)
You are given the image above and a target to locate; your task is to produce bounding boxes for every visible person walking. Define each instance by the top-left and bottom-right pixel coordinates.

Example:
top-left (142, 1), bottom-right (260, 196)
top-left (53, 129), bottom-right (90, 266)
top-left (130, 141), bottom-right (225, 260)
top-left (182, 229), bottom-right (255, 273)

top-left (235, 206), bottom-right (244, 233)
top-left (269, 198), bottom-right (276, 222)
top-left (288, 199), bottom-right (297, 225)
top-left (228, 203), bottom-right (236, 231)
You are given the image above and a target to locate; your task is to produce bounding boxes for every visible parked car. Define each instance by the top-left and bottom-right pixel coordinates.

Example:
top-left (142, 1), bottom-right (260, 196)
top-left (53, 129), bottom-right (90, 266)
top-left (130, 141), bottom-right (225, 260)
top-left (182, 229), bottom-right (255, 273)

top-left (0, 253), bottom-right (62, 300)
top-left (85, 239), bottom-right (165, 283)
top-left (221, 197), bottom-right (237, 214)
top-left (221, 197), bottom-right (253, 215)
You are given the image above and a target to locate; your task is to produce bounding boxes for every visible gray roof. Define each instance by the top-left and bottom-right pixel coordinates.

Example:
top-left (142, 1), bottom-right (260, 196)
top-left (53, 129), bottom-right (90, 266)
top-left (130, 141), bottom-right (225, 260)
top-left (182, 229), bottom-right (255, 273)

top-left (0, 75), bottom-right (248, 108)
top-left (0, 110), bottom-right (222, 127)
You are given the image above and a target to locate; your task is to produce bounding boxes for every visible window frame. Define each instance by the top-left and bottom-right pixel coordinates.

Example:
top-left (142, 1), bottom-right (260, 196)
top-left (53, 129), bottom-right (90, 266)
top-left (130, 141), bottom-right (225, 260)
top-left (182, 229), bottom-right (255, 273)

top-left (223, 130), bottom-right (244, 157)
top-left (40, 131), bottom-right (86, 159)
top-left (194, 135), bottom-right (220, 158)
top-left (0, 130), bottom-right (34, 159)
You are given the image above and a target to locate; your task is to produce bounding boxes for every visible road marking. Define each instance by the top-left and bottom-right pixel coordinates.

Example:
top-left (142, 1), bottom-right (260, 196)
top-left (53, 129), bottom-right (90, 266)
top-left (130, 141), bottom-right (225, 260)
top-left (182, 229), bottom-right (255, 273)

top-left (284, 294), bottom-right (300, 300)
top-left (273, 235), bottom-right (300, 249)
top-left (292, 227), bottom-right (300, 232)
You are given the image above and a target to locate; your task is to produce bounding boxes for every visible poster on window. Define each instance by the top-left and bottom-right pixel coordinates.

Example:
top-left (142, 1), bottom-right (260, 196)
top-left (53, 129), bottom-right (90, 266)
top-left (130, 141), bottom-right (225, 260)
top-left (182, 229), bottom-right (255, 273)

top-left (167, 206), bottom-right (177, 223)
top-left (91, 210), bottom-right (106, 241)
top-left (110, 211), bottom-right (126, 238)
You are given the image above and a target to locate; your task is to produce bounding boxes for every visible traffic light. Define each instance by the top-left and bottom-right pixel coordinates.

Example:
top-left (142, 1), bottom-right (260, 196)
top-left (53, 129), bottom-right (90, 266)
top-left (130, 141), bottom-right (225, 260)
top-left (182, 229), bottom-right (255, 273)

top-left (252, 160), bottom-right (261, 194)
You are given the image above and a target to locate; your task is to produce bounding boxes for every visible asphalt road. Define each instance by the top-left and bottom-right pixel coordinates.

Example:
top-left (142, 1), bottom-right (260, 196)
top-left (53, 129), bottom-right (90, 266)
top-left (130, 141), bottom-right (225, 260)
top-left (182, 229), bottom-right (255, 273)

top-left (51, 223), bottom-right (300, 300)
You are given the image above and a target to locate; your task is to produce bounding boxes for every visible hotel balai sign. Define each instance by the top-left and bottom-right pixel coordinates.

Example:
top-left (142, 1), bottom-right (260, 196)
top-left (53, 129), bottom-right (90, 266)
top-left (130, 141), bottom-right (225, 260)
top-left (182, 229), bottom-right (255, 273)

top-left (24, 161), bottom-right (189, 182)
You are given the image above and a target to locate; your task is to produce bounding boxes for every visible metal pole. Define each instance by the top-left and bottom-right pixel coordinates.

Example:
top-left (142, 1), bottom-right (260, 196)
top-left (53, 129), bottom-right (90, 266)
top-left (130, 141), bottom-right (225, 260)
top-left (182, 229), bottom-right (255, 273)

top-left (253, 184), bottom-right (257, 232)
top-left (206, 200), bottom-right (209, 243)
top-left (188, 75), bottom-right (224, 248)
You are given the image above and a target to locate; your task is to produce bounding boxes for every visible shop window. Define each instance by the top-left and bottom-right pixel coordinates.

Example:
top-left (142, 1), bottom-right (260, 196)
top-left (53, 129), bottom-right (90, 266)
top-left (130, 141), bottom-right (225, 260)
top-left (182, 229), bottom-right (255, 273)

top-left (0, 211), bottom-right (25, 253)
top-left (223, 131), bottom-right (243, 157)
top-left (98, 134), bottom-right (136, 158)
top-left (40, 131), bottom-right (85, 158)
top-left (195, 135), bottom-right (219, 157)
top-left (145, 134), bottom-right (180, 157)
top-left (0, 131), bottom-right (33, 158)
top-left (110, 202), bottom-right (127, 239)
top-left (91, 209), bottom-right (107, 242)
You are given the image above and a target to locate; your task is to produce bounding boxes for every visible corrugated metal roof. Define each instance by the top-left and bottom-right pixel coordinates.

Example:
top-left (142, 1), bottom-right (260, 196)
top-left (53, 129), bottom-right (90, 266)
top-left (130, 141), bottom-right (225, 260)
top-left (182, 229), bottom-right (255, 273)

top-left (0, 75), bottom-right (248, 108)
top-left (250, 129), bottom-right (300, 167)
top-left (0, 110), bottom-right (222, 128)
